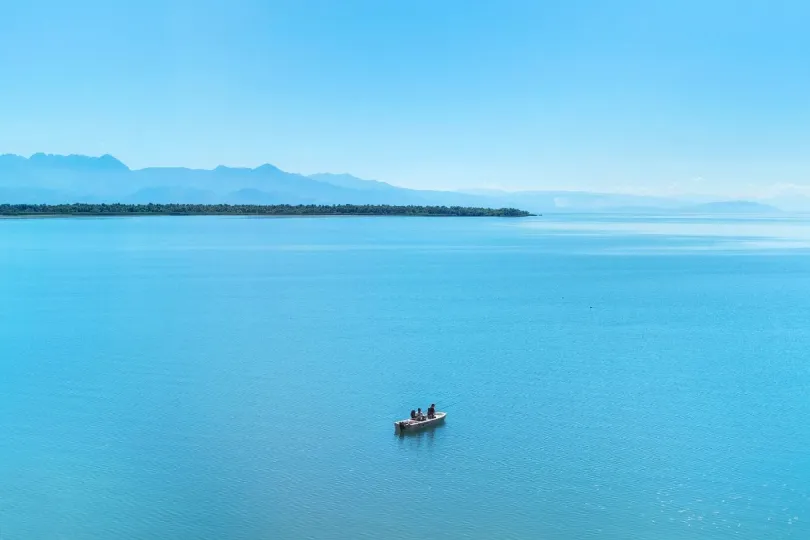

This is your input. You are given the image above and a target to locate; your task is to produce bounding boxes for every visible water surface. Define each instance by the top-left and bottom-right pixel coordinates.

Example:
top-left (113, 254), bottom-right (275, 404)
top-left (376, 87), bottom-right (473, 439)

top-left (2, 214), bottom-right (809, 539)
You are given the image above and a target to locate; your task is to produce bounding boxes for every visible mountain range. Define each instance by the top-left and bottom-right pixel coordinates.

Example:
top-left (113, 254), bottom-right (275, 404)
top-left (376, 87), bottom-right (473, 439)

top-left (0, 153), bottom-right (792, 213)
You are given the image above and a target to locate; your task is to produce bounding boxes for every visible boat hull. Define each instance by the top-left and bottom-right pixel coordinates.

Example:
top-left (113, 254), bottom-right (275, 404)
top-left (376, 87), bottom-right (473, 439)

top-left (394, 412), bottom-right (446, 432)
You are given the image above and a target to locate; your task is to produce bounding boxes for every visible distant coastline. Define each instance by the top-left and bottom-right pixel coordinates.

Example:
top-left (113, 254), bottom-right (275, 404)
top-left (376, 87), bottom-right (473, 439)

top-left (0, 203), bottom-right (534, 218)
top-left (1, 153), bottom-right (800, 213)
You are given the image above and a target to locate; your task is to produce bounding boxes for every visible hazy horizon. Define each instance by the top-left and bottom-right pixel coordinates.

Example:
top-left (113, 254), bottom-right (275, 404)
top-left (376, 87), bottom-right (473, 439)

top-left (2, 151), bottom-right (805, 204)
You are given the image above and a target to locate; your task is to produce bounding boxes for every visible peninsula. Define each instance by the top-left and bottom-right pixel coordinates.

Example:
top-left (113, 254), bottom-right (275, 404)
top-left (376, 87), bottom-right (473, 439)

top-left (0, 203), bottom-right (534, 218)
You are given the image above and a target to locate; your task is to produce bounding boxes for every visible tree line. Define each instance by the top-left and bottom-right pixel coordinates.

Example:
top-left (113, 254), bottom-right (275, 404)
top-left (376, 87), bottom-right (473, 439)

top-left (0, 203), bottom-right (533, 217)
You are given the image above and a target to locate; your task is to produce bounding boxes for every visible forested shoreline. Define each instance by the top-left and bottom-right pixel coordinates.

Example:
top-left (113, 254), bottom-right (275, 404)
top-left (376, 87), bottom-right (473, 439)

top-left (0, 203), bottom-right (533, 217)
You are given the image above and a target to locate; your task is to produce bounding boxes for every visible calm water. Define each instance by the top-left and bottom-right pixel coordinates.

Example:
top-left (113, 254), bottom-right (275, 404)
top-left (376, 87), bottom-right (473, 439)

top-left (2, 214), bottom-right (810, 539)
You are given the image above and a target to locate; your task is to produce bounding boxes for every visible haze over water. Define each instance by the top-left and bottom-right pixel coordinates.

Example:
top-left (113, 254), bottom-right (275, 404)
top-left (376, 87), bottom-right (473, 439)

top-left (2, 214), bottom-right (810, 539)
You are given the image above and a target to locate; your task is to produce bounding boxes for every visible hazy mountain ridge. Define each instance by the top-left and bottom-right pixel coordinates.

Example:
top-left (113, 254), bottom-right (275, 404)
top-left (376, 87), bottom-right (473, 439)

top-left (0, 153), bottom-right (797, 212)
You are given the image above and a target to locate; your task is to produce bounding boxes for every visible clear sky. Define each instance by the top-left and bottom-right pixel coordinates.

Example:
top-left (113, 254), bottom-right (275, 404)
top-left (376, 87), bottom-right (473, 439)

top-left (1, 0), bottom-right (809, 195)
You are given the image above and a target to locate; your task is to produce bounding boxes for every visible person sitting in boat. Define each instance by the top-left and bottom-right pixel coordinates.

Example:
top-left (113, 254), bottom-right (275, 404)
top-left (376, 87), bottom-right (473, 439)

top-left (416, 408), bottom-right (425, 421)
top-left (410, 410), bottom-right (416, 420)
top-left (427, 404), bottom-right (435, 419)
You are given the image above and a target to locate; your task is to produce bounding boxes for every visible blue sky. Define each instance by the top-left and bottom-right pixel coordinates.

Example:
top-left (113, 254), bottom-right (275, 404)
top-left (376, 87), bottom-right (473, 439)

top-left (1, 0), bottom-right (809, 194)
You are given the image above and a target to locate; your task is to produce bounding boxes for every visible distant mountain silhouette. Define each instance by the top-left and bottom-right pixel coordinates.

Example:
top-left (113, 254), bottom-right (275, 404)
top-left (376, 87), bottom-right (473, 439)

top-left (0, 154), bottom-right (466, 207)
top-left (309, 173), bottom-right (401, 192)
top-left (27, 153), bottom-right (129, 171)
top-left (1, 153), bottom-right (128, 171)
top-left (0, 153), bottom-right (794, 212)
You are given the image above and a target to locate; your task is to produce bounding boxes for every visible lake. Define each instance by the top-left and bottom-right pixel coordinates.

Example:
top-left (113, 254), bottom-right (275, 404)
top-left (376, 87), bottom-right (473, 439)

top-left (2, 214), bottom-right (810, 539)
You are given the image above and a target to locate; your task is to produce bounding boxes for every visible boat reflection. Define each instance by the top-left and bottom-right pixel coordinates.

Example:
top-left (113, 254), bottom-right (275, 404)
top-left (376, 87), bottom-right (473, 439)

top-left (394, 421), bottom-right (446, 448)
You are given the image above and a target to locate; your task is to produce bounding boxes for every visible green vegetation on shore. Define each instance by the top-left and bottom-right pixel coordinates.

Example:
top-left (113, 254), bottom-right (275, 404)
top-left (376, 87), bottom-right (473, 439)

top-left (0, 203), bottom-right (533, 217)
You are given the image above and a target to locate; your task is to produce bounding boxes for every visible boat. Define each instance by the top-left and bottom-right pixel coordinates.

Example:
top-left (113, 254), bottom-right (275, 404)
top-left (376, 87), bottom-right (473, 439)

top-left (394, 412), bottom-right (446, 432)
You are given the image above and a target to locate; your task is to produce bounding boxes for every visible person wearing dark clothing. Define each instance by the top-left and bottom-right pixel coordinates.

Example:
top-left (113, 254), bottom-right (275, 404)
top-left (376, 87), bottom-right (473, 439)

top-left (410, 410), bottom-right (416, 420)
top-left (427, 404), bottom-right (436, 419)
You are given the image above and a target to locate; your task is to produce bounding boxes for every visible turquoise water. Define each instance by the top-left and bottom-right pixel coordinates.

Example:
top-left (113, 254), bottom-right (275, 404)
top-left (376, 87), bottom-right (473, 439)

top-left (2, 214), bottom-right (810, 539)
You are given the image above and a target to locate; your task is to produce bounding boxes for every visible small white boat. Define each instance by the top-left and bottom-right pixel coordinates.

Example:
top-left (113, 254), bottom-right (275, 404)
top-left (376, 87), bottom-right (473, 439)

top-left (394, 412), bottom-right (446, 432)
